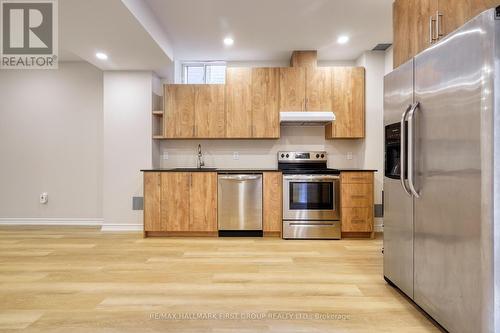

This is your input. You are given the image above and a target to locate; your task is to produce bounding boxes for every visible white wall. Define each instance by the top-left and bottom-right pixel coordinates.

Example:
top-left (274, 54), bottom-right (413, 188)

top-left (356, 51), bottom-right (386, 229)
top-left (102, 71), bottom-right (153, 230)
top-left (159, 127), bottom-right (363, 169)
top-left (384, 46), bottom-right (394, 74)
top-left (0, 62), bottom-right (103, 222)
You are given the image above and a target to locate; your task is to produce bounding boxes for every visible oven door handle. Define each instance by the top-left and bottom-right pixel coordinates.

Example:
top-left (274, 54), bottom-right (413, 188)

top-left (288, 222), bottom-right (336, 226)
top-left (283, 175), bottom-right (340, 180)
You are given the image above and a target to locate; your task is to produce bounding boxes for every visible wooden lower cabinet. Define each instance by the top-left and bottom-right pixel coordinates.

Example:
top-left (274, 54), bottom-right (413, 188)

top-left (143, 172), bottom-right (217, 235)
top-left (263, 172), bottom-right (282, 235)
top-left (189, 172), bottom-right (217, 232)
top-left (143, 172), bottom-right (161, 231)
top-left (340, 172), bottom-right (375, 238)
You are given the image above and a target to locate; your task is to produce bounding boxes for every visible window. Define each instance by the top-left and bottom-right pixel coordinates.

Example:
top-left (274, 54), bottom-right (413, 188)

top-left (182, 62), bottom-right (226, 84)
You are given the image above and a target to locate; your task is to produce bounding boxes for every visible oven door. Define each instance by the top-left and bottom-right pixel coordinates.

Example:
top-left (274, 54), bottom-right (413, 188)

top-left (283, 175), bottom-right (340, 221)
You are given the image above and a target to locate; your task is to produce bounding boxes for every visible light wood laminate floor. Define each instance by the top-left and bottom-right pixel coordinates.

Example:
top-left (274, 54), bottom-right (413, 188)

top-left (0, 227), bottom-right (441, 333)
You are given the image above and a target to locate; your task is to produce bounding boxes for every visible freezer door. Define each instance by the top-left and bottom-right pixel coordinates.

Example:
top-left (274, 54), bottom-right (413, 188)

top-left (413, 10), bottom-right (495, 333)
top-left (383, 60), bottom-right (415, 298)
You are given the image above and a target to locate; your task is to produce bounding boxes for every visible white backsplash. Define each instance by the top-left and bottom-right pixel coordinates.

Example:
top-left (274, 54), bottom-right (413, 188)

top-left (158, 127), bottom-right (364, 169)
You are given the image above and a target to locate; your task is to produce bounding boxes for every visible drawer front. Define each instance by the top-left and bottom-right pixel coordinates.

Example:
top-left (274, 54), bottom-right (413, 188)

top-left (341, 172), bottom-right (373, 184)
top-left (342, 207), bottom-right (373, 232)
top-left (341, 183), bottom-right (373, 208)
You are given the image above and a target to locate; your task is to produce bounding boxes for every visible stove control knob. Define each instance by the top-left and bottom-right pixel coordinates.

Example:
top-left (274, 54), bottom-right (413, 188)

top-left (286, 154), bottom-right (290, 158)
top-left (321, 154), bottom-right (325, 158)
top-left (281, 153), bottom-right (285, 158)
top-left (316, 154), bottom-right (320, 158)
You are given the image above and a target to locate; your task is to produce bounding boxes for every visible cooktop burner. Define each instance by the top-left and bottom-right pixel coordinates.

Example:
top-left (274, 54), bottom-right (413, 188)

top-left (277, 151), bottom-right (339, 175)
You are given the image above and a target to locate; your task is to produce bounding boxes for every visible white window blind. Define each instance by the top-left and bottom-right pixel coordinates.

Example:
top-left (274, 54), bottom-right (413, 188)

top-left (182, 62), bottom-right (226, 84)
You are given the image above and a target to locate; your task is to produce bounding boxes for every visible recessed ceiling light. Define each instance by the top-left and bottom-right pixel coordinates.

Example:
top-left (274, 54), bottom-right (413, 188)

top-left (223, 37), bottom-right (234, 46)
top-left (337, 35), bottom-right (349, 44)
top-left (95, 52), bottom-right (108, 60)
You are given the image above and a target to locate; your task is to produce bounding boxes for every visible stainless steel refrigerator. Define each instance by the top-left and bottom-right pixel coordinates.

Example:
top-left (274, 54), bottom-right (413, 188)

top-left (383, 8), bottom-right (499, 333)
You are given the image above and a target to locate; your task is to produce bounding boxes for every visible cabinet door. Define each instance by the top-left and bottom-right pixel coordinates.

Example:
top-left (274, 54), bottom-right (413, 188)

top-left (326, 67), bottom-right (365, 139)
top-left (393, 0), bottom-right (437, 68)
top-left (279, 67), bottom-right (306, 111)
top-left (341, 207), bottom-right (374, 232)
top-left (251, 68), bottom-right (280, 138)
top-left (437, 0), bottom-right (471, 38)
top-left (164, 85), bottom-right (195, 138)
top-left (225, 68), bottom-right (252, 138)
top-left (438, 0), bottom-right (500, 39)
top-left (263, 172), bottom-right (282, 234)
top-left (469, 0), bottom-right (500, 17)
top-left (194, 85), bottom-right (225, 138)
top-left (160, 173), bottom-right (190, 231)
top-left (189, 172), bottom-right (217, 232)
top-left (144, 172), bottom-right (161, 231)
top-left (305, 68), bottom-right (332, 111)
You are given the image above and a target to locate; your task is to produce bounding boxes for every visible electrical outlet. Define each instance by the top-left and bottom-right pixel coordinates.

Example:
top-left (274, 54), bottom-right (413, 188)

top-left (39, 192), bottom-right (48, 204)
top-left (347, 152), bottom-right (353, 160)
top-left (162, 151), bottom-right (169, 160)
top-left (233, 152), bottom-right (239, 160)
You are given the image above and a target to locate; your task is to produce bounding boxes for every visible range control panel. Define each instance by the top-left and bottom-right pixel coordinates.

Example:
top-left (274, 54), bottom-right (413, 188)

top-left (278, 151), bottom-right (327, 162)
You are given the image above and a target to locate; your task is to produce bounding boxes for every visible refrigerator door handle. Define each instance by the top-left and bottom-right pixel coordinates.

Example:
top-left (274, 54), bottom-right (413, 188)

top-left (407, 102), bottom-right (420, 198)
top-left (400, 104), bottom-right (413, 196)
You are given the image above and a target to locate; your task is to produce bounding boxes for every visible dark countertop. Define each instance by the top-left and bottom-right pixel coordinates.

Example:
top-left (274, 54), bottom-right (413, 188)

top-left (141, 168), bottom-right (376, 173)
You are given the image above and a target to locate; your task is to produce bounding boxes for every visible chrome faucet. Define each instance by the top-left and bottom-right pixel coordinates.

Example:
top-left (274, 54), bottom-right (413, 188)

top-left (197, 144), bottom-right (205, 168)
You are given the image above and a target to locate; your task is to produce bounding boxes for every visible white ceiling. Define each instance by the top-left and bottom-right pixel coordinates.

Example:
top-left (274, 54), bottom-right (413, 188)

top-left (145, 0), bottom-right (393, 62)
top-left (59, 0), bottom-right (172, 76)
top-left (58, 0), bottom-right (392, 77)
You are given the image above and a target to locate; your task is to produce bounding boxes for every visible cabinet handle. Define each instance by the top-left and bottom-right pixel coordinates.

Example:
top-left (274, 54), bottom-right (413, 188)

top-left (351, 219), bottom-right (366, 224)
top-left (351, 195), bottom-right (366, 199)
top-left (429, 15), bottom-right (436, 44)
top-left (157, 173), bottom-right (161, 186)
top-left (350, 177), bottom-right (367, 180)
top-left (436, 11), bottom-right (443, 40)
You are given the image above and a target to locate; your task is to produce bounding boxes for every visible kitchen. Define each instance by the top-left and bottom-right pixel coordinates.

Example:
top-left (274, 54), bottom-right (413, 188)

top-left (0, 0), bottom-right (499, 332)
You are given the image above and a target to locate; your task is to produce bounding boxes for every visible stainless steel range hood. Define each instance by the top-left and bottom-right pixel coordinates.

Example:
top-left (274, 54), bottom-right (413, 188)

top-left (280, 112), bottom-right (335, 126)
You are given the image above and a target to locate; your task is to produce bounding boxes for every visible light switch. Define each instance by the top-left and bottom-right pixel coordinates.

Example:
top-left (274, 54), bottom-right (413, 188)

top-left (162, 151), bottom-right (169, 160)
top-left (233, 152), bottom-right (239, 160)
top-left (347, 152), bottom-right (353, 160)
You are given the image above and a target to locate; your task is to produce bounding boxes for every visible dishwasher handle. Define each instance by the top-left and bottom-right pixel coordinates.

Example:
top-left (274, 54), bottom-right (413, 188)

top-left (218, 175), bottom-right (261, 181)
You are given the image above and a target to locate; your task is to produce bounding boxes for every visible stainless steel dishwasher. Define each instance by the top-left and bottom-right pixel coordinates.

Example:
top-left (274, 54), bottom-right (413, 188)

top-left (217, 174), bottom-right (263, 237)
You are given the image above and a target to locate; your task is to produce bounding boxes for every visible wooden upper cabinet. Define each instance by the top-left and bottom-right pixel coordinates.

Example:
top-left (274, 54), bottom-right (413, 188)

top-left (306, 67), bottom-right (332, 111)
top-left (189, 172), bottom-right (217, 232)
top-left (160, 172), bottom-right (191, 232)
top-left (326, 67), bottom-right (365, 139)
top-left (393, 0), bottom-right (437, 68)
top-left (393, 0), bottom-right (500, 69)
top-left (438, 0), bottom-right (500, 37)
top-left (194, 85), bottom-right (225, 138)
top-left (164, 85), bottom-right (195, 138)
top-left (225, 68), bottom-right (252, 138)
top-left (290, 51), bottom-right (317, 70)
top-left (251, 68), bottom-right (280, 138)
top-left (279, 67), bottom-right (306, 111)
top-left (144, 172), bottom-right (161, 232)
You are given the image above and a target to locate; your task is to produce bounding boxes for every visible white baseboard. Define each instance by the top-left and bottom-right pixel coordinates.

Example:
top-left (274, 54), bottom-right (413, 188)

top-left (100, 223), bottom-right (143, 232)
top-left (0, 217), bottom-right (103, 226)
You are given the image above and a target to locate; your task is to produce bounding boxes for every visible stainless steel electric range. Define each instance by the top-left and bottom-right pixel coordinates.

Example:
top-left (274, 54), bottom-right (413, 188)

top-left (278, 151), bottom-right (341, 239)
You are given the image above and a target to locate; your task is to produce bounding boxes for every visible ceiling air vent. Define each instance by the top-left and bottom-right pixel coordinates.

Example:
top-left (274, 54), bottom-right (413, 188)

top-left (372, 43), bottom-right (392, 51)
